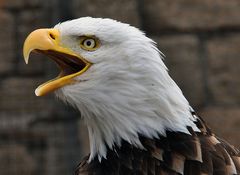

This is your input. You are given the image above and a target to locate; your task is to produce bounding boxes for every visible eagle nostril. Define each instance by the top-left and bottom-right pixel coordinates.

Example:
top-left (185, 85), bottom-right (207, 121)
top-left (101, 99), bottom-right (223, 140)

top-left (49, 33), bottom-right (56, 40)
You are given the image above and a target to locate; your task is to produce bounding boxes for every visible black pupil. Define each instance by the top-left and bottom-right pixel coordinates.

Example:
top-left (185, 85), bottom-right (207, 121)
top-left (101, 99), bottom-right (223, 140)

top-left (86, 40), bottom-right (92, 46)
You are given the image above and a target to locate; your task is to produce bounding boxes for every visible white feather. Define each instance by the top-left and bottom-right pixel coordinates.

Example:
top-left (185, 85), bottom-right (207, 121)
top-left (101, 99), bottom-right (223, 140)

top-left (54, 17), bottom-right (200, 161)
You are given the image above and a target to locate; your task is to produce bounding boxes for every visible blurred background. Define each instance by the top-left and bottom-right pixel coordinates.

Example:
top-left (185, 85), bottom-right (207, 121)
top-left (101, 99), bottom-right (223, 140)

top-left (0, 0), bottom-right (240, 174)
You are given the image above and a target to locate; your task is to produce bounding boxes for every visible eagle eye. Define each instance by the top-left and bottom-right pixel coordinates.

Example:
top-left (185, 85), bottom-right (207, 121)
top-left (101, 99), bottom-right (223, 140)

top-left (80, 36), bottom-right (99, 51)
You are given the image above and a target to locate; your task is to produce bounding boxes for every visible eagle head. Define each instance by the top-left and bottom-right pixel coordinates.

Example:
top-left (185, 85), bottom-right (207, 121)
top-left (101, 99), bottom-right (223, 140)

top-left (23, 17), bottom-right (199, 161)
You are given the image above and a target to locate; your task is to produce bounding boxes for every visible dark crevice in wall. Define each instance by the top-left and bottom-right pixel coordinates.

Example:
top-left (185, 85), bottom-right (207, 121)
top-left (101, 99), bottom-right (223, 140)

top-left (197, 34), bottom-right (213, 109)
top-left (58, 0), bottom-right (74, 21)
top-left (9, 9), bottom-right (21, 75)
top-left (136, 0), bottom-right (145, 30)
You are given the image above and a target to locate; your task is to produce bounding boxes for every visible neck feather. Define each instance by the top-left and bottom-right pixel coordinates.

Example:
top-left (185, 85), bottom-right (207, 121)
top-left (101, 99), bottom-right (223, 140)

top-left (56, 42), bottom-right (199, 162)
top-left (57, 76), bottom-right (199, 162)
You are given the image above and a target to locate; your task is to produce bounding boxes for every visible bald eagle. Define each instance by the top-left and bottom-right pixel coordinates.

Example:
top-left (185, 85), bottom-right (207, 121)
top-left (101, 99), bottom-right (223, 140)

top-left (23, 17), bottom-right (240, 175)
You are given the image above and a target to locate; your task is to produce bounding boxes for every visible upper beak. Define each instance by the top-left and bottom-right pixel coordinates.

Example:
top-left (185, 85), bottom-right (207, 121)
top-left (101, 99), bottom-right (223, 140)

top-left (23, 28), bottom-right (79, 63)
top-left (23, 28), bottom-right (91, 96)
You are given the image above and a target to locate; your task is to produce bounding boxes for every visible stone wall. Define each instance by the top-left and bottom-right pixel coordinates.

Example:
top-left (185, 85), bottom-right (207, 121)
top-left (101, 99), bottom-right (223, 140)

top-left (0, 0), bottom-right (240, 174)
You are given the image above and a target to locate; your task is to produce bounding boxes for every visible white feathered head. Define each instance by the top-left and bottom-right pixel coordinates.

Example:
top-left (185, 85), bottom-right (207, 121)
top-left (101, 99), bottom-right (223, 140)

top-left (23, 17), bottom-right (198, 161)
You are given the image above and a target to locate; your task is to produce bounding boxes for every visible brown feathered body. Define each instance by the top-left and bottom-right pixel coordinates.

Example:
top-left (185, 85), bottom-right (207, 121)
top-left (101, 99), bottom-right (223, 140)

top-left (75, 112), bottom-right (240, 175)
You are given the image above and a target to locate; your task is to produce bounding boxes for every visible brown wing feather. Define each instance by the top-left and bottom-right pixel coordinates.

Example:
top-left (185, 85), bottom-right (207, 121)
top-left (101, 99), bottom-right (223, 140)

top-left (75, 113), bottom-right (240, 175)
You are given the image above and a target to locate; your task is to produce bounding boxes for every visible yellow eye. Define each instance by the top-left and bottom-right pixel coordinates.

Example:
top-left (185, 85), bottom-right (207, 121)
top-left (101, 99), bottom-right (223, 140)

top-left (80, 36), bottom-right (99, 51)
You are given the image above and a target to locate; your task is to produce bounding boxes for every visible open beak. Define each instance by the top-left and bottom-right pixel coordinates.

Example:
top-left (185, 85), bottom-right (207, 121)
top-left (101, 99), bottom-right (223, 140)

top-left (23, 28), bottom-right (91, 96)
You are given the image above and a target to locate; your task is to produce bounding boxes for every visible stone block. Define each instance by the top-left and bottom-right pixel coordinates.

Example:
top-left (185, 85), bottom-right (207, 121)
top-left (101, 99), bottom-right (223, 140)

top-left (199, 107), bottom-right (240, 148)
top-left (0, 145), bottom-right (35, 175)
top-left (206, 34), bottom-right (240, 105)
top-left (0, 10), bottom-right (14, 74)
top-left (142, 0), bottom-right (240, 33)
top-left (72, 0), bottom-right (140, 27)
top-left (0, 77), bottom-right (52, 113)
top-left (0, 113), bottom-right (34, 130)
top-left (153, 35), bottom-right (205, 107)
top-left (32, 119), bottom-right (81, 175)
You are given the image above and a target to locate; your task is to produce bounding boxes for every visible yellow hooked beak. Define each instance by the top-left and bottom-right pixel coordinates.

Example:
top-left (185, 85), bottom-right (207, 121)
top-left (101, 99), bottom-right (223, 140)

top-left (23, 28), bottom-right (91, 96)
